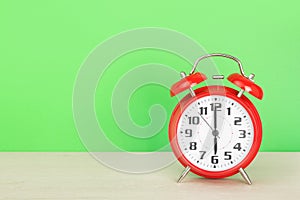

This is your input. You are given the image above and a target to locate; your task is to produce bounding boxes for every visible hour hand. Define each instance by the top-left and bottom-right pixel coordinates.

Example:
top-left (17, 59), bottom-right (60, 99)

top-left (214, 136), bottom-right (217, 155)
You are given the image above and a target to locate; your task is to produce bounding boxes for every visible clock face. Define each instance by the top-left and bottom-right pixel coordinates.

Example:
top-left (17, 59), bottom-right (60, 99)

top-left (177, 95), bottom-right (254, 172)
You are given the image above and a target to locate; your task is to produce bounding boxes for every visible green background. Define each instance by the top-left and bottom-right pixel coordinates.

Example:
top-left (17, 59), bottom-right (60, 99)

top-left (1, 1), bottom-right (299, 152)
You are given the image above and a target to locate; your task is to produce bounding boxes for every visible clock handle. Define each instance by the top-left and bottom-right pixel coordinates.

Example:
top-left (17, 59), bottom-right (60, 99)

top-left (189, 53), bottom-right (249, 78)
top-left (190, 53), bottom-right (263, 100)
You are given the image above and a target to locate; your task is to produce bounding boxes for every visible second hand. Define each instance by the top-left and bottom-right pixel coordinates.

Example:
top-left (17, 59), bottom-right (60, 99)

top-left (198, 113), bottom-right (213, 131)
top-left (198, 113), bottom-right (219, 139)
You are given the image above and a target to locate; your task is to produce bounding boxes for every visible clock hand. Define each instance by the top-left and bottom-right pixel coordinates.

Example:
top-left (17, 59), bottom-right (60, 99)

top-left (198, 113), bottom-right (214, 131)
top-left (214, 105), bottom-right (217, 130)
top-left (214, 136), bottom-right (217, 155)
top-left (198, 112), bottom-right (220, 155)
top-left (213, 105), bottom-right (219, 155)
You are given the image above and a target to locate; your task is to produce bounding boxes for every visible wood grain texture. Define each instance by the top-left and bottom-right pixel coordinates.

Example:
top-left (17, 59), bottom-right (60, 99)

top-left (0, 152), bottom-right (299, 200)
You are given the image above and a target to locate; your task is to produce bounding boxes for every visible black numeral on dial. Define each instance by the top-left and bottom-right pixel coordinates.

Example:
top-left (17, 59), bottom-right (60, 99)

top-left (210, 103), bottom-right (221, 111)
top-left (234, 117), bottom-right (242, 125)
top-left (239, 130), bottom-right (246, 138)
top-left (199, 151), bottom-right (206, 159)
top-left (188, 116), bottom-right (200, 125)
top-left (224, 151), bottom-right (232, 160)
top-left (233, 143), bottom-right (242, 151)
top-left (185, 129), bottom-right (192, 137)
top-left (189, 142), bottom-right (197, 150)
top-left (211, 155), bottom-right (219, 164)
top-left (227, 107), bottom-right (231, 115)
top-left (199, 107), bottom-right (207, 115)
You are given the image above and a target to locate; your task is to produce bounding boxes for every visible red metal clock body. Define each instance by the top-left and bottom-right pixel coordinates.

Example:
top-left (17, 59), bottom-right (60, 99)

top-left (169, 86), bottom-right (262, 179)
top-left (168, 53), bottom-right (263, 184)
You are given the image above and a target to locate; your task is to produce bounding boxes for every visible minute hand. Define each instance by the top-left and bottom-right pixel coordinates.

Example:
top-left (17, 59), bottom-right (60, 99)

top-left (213, 105), bottom-right (218, 155)
top-left (214, 106), bottom-right (217, 130)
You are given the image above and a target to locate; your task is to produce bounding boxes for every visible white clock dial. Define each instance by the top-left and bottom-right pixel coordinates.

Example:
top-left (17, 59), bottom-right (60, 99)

top-left (177, 95), bottom-right (254, 171)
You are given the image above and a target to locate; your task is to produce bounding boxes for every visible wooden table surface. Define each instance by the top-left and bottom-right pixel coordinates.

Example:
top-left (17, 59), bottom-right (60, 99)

top-left (0, 152), bottom-right (299, 200)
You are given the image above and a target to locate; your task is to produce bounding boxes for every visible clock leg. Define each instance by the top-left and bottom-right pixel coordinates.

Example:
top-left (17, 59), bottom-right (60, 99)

top-left (239, 168), bottom-right (252, 185)
top-left (177, 166), bottom-right (191, 183)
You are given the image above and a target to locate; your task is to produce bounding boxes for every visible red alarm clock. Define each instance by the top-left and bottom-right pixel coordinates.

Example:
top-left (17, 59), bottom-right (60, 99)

top-left (169, 53), bottom-right (263, 184)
